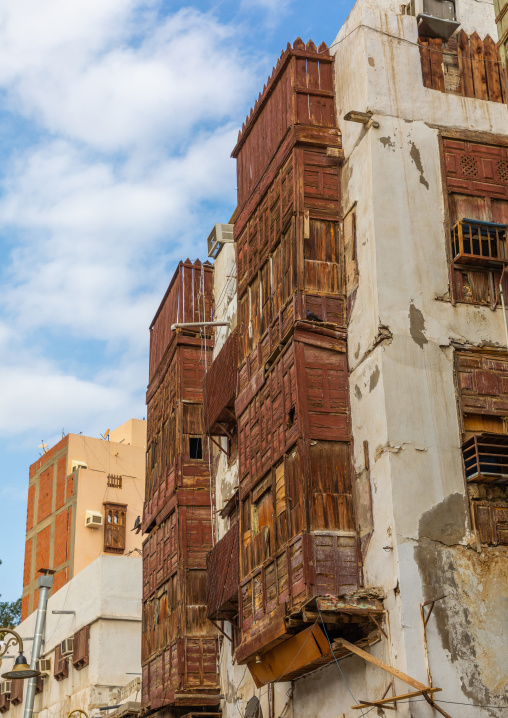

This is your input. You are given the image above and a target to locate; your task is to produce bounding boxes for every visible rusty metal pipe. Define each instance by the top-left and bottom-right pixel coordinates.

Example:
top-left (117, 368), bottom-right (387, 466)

top-left (170, 321), bottom-right (229, 331)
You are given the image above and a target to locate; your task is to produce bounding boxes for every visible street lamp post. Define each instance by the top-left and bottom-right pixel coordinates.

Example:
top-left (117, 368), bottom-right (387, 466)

top-left (0, 629), bottom-right (40, 680)
top-left (23, 574), bottom-right (53, 718)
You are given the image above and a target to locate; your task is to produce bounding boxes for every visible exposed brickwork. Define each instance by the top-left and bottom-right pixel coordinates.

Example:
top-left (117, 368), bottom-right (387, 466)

top-left (55, 457), bottom-right (67, 510)
top-left (37, 466), bottom-right (54, 523)
top-left (54, 509), bottom-right (70, 567)
top-left (29, 435), bottom-right (69, 478)
top-left (66, 474), bottom-right (74, 499)
top-left (21, 595), bottom-right (29, 621)
top-left (23, 539), bottom-right (32, 587)
top-left (52, 568), bottom-right (68, 594)
top-left (26, 484), bottom-right (35, 531)
top-left (32, 588), bottom-right (39, 611)
top-left (35, 525), bottom-right (51, 575)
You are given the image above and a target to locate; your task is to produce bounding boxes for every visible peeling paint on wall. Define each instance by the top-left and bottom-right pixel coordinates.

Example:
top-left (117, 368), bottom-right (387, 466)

top-left (409, 140), bottom-right (430, 190)
top-left (409, 302), bottom-right (428, 349)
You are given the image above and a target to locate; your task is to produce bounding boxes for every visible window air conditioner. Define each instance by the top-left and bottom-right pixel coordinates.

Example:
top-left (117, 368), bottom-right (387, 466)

top-left (35, 659), bottom-right (51, 676)
top-left (85, 510), bottom-right (103, 528)
top-left (0, 683), bottom-right (11, 696)
top-left (406, 0), bottom-right (460, 39)
top-left (207, 223), bottom-right (234, 259)
top-left (60, 638), bottom-right (74, 657)
top-left (71, 460), bottom-right (88, 472)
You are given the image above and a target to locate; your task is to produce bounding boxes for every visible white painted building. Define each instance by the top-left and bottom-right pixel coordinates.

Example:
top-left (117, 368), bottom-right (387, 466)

top-left (1, 555), bottom-right (142, 718)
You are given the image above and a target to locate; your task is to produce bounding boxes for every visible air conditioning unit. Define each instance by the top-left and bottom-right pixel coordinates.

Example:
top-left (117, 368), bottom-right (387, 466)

top-left (207, 223), bottom-right (234, 258)
top-left (71, 460), bottom-right (88, 472)
top-left (35, 659), bottom-right (51, 676)
top-left (0, 682), bottom-right (11, 696)
top-left (85, 510), bottom-right (103, 528)
top-left (406, 0), bottom-right (460, 39)
top-left (60, 638), bottom-right (74, 657)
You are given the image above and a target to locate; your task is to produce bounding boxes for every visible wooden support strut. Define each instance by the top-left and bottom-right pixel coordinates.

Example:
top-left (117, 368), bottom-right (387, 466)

top-left (334, 639), bottom-right (452, 717)
top-left (209, 435), bottom-right (228, 456)
top-left (354, 688), bottom-right (442, 710)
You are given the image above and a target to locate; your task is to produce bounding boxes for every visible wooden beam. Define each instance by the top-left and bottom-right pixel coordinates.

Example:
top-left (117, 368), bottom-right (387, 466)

top-left (209, 435), bottom-right (228, 455)
top-left (209, 620), bottom-right (232, 643)
top-left (422, 691), bottom-right (453, 718)
top-left (335, 638), bottom-right (429, 692)
top-left (352, 688), bottom-right (442, 709)
top-left (355, 701), bottom-right (395, 710)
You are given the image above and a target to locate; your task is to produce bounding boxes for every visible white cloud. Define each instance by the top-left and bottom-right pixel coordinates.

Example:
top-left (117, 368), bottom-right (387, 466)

top-left (0, 3), bottom-right (255, 152)
top-left (0, 125), bottom-right (238, 344)
top-left (0, 1), bottom-right (257, 449)
top-left (240, 0), bottom-right (291, 25)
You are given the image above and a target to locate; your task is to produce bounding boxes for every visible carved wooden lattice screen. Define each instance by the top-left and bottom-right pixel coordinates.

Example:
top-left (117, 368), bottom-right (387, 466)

top-left (103, 502), bottom-right (127, 553)
top-left (9, 680), bottom-right (23, 706)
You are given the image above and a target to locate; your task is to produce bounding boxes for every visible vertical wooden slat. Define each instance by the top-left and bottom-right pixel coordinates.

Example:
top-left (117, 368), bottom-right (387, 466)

top-left (484, 35), bottom-right (503, 102)
top-left (429, 38), bottom-right (445, 92)
top-left (470, 32), bottom-right (488, 100)
top-left (458, 30), bottom-right (475, 98)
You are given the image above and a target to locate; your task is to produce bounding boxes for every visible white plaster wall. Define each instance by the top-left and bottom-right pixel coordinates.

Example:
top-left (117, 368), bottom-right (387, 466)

top-left (212, 243), bottom-right (237, 356)
top-left (3, 556), bottom-right (141, 718)
top-left (323, 0), bottom-right (508, 714)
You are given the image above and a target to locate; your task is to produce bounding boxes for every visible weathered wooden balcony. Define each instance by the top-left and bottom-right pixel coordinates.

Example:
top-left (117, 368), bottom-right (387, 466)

top-left (462, 432), bottom-right (508, 484)
top-left (206, 523), bottom-right (239, 622)
top-left (451, 219), bottom-right (508, 266)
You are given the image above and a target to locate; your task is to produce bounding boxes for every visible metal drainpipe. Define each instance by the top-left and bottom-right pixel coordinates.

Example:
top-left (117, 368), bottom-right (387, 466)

top-left (23, 575), bottom-right (53, 718)
top-left (500, 266), bottom-right (508, 349)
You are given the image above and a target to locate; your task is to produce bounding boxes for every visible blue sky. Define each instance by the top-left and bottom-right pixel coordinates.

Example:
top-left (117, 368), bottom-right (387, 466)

top-left (0, 0), bottom-right (353, 602)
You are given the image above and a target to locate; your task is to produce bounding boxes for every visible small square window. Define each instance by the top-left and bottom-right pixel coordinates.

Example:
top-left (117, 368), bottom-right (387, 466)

top-left (189, 436), bottom-right (203, 460)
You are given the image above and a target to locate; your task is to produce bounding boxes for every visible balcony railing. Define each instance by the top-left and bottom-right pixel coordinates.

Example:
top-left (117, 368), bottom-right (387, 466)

top-left (451, 219), bottom-right (508, 266)
top-left (462, 433), bottom-right (508, 484)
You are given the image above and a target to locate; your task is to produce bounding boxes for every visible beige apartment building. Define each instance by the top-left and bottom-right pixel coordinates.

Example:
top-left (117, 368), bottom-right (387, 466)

top-left (22, 419), bottom-right (146, 619)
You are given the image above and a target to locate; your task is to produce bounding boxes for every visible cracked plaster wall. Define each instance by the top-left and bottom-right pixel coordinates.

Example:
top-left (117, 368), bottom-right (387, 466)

top-left (317, 0), bottom-right (508, 715)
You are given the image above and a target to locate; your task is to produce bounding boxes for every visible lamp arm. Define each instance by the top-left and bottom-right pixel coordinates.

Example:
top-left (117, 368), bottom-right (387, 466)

top-left (67, 711), bottom-right (89, 718)
top-left (0, 628), bottom-right (23, 657)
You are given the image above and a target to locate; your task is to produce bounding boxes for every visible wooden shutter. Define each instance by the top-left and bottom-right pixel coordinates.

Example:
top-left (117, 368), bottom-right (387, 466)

top-left (53, 643), bottom-right (69, 681)
top-left (0, 690), bottom-right (10, 712)
top-left (72, 625), bottom-right (90, 670)
top-left (103, 503), bottom-right (127, 553)
top-left (9, 680), bottom-right (23, 706)
top-left (473, 503), bottom-right (508, 544)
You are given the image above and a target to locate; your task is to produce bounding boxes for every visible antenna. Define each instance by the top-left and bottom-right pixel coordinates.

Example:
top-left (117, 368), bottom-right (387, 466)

top-left (38, 441), bottom-right (48, 454)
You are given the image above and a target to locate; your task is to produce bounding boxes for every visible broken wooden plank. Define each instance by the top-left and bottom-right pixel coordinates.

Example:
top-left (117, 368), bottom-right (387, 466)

top-left (429, 37), bottom-right (445, 92)
top-left (355, 700), bottom-right (395, 710)
top-left (335, 638), bottom-right (429, 692)
top-left (419, 39), bottom-right (433, 88)
top-left (470, 32), bottom-right (488, 100)
top-left (421, 691), bottom-right (453, 718)
top-left (316, 595), bottom-right (384, 614)
top-left (352, 687), bottom-right (442, 709)
top-left (483, 35), bottom-right (503, 103)
top-left (457, 30), bottom-right (474, 98)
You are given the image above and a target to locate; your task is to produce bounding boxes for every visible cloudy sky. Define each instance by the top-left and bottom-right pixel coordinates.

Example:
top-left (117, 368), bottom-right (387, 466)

top-left (0, 0), bottom-right (351, 601)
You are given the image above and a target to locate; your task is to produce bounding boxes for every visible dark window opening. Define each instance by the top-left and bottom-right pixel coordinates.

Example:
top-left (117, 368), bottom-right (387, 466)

top-left (189, 436), bottom-right (203, 460)
top-left (286, 406), bottom-right (296, 429)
